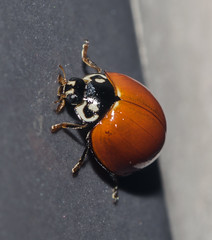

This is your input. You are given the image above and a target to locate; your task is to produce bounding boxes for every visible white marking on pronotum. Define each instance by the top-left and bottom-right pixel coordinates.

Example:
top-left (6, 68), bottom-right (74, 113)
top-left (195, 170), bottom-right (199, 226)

top-left (83, 74), bottom-right (107, 83)
top-left (83, 75), bottom-right (92, 83)
top-left (133, 150), bottom-right (162, 169)
top-left (95, 78), bottom-right (106, 83)
top-left (87, 97), bottom-right (99, 112)
top-left (75, 100), bottom-right (99, 122)
top-left (88, 103), bottom-right (99, 112)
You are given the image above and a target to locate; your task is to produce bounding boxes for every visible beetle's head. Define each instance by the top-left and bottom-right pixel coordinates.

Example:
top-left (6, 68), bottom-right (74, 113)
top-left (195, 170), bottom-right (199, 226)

top-left (56, 76), bottom-right (86, 113)
top-left (63, 77), bottom-right (85, 106)
top-left (55, 65), bottom-right (87, 112)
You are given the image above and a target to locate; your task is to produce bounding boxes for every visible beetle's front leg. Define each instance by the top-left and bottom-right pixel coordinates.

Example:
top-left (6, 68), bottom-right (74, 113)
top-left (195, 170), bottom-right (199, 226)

top-left (54, 98), bottom-right (66, 113)
top-left (51, 122), bottom-right (88, 133)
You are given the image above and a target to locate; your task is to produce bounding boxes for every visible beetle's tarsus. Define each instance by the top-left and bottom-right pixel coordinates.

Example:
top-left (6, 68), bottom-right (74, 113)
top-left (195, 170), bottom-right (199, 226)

top-left (82, 40), bottom-right (102, 73)
top-left (59, 65), bottom-right (67, 81)
top-left (51, 124), bottom-right (61, 133)
top-left (51, 122), bottom-right (88, 133)
top-left (112, 186), bottom-right (119, 204)
top-left (72, 146), bottom-right (89, 174)
top-left (72, 160), bottom-right (83, 174)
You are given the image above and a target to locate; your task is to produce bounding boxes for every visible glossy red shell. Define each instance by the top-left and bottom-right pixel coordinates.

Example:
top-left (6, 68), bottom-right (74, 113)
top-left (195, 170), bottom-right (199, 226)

top-left (90, 72), bottom-right (167, 176)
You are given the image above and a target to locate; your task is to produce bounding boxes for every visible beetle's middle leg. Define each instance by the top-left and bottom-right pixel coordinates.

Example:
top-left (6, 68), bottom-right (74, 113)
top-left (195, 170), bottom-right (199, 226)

top-left (71, 131), bottom-right (91, 174)
top-left (72, 145), bottom-right (90, 174)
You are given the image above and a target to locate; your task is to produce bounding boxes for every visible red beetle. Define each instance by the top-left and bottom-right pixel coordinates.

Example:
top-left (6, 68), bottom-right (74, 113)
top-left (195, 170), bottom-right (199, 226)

top-left (51, 40), bottom-right (166, 202)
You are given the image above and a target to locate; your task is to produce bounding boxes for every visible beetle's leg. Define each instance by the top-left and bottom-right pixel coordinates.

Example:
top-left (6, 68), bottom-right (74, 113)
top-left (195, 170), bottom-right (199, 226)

top-left (54, 94), bottom-right (66, 113)
top-left (111, 176), bottom-right (119, 204)
top-left (57, 74), bottom-right (65, 86)
top-left (82, 40), bottom-right (102, 73)
top-left (51, 122), bottom-right (88, 133)
top-left (57, 85), bottom-right (63, 96)
top-left (112, 186), bottom-right (119, 204)
top-left (58, 65), bottom-right (67, 84)
top-left (72, 145), bottom-right (90, 174)
top-left (72, 131), bottom-right (91, 174)
top-left (55, 98), bottom-right (66, 113)
top-left (54, 65), bottom-right (67, 112)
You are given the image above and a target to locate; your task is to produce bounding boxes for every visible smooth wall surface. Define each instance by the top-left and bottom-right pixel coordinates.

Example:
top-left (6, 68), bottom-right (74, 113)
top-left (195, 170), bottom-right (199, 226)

top-left (130, 0), bottom-right (212, 239)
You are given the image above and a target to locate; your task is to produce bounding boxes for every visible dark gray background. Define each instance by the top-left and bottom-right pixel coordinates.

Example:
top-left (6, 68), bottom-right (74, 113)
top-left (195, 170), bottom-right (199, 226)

top-left (0, 0), bottom-right (171, 239)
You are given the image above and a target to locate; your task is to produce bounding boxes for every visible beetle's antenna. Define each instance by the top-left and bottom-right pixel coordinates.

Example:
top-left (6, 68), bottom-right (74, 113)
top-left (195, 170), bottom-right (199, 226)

top-left (55, 65), bottom-right (67, 113)
top-left (59, 65), bottom-right (67, 81)
top-left (82, 40), bottom-right (102, 73)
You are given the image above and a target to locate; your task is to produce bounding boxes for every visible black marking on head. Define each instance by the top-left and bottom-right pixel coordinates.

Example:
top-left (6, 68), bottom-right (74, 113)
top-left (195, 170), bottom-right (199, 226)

top-left (65, 78), bottom-right (85, 105)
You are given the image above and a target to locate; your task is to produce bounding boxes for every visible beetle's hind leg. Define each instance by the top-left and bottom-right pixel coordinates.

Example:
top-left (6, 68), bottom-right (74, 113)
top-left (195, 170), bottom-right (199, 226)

top-left (82, 40), bottom-right (102, 73)
top-left (111, 176), bottom-right (119, 204)
top-left (112, 186), bottom-right (119, 204)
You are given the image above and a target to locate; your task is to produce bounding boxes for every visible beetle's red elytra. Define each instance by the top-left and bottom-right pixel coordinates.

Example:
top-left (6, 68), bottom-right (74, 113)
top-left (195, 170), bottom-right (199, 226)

top-left (91, 72), bottom-right (166, 176)
top-left (51, 40), bottom-right (166, 203)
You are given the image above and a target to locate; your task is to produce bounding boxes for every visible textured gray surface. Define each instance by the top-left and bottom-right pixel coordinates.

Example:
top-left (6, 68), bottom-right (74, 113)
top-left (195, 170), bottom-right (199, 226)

top-left (0, 0), bottom-right (171, 240)
top-left (130, 0), bottom-right (212, 239)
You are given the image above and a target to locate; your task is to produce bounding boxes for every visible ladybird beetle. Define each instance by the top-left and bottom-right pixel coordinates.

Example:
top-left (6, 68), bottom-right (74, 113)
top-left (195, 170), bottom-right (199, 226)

top-left (51, 40), bottom-right (166, 203)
